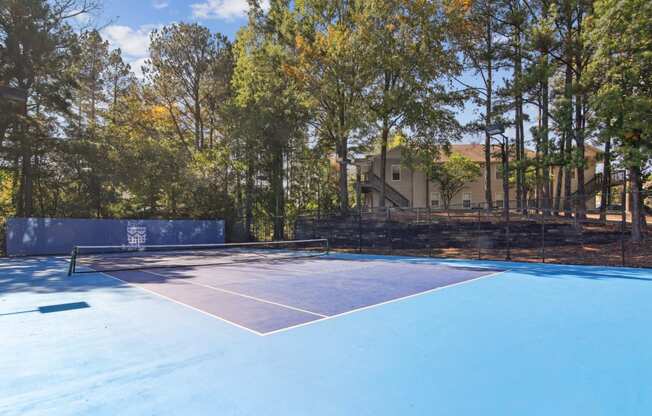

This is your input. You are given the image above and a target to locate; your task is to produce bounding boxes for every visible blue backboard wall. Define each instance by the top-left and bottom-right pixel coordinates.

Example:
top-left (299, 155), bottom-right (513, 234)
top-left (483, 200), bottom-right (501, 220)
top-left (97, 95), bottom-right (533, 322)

top-left (6, 218), bottom-right (225, 256)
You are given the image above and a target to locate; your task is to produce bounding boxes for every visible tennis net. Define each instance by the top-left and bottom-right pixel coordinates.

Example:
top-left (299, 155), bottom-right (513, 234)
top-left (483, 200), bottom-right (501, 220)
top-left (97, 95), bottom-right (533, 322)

top-left (67, 238), bottom-right (329, 275)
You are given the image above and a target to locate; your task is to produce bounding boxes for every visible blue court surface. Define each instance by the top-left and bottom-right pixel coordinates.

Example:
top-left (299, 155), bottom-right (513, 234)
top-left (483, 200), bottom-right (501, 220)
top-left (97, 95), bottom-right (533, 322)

top-left (1, 253), bottom-right (651, 415)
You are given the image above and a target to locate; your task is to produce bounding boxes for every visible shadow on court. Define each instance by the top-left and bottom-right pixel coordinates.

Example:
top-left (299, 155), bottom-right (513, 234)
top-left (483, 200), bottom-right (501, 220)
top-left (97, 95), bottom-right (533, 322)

top-left (0, 302), bottom-right (90, 317)
top-left (323, 253), bottom-right (652, 282)
top-left (0, 257), bottom-right (128, 294)
top-left (1, 253), bottom-right (650, 300)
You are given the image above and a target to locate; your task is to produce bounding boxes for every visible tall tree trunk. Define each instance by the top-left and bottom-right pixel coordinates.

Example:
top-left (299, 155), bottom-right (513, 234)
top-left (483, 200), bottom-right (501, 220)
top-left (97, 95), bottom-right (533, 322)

top-left (554, 135), bottom-right (565, 213)
top-left (517, 81), bottom-right (526, 211)
top-left (513, 26), bottom-right (524, 211)
top-left (19, 136), bottom-right (33, 217)
top-left (630, 166), bottom-right (642, 242)
top-left (515, 104), bottom-right (522, 210)
top-left (112, 76), bottom-right (118, 123)
top-left (272, 145), bottom-right (285, 240)
top-left (245, 157), bottom-right (255, 240)
top-left (484, 12), bottom-right (493, 211)
top-left (563, 25), bottom-right (574, 217)
top-left (378, 71), bottom-right (393, 208)
top-left (379, 118), bottom-right (389, 208)
top-left (338, 108), bottom-right (349, 213)
top-left (541, 62), bottom-right (550, 214)
top-left (538, 1), bottom-right (551, 214)
top-left (574, 90), bottom-right (586, 220)
top-left (502, 143), bottom-right (510, 220)
top-left (599, 137), bottom-right (612, 222)
top-left (639, 174), bottom-right (647, 231)
top-left (574, 10), bottom-right (587, 221)
top-left (194, 85), bottom-right (202, 150)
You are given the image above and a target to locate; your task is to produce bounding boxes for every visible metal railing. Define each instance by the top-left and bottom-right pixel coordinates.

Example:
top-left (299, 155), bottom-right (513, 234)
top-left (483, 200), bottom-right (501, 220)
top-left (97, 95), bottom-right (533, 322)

top-left (358, 172), bottom-right (410, 207)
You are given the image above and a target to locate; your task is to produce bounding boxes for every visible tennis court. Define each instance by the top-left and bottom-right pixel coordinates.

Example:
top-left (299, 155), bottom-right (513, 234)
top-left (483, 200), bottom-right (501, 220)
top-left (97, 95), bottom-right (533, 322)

top-left (1, 242), bottom-right (652, 415)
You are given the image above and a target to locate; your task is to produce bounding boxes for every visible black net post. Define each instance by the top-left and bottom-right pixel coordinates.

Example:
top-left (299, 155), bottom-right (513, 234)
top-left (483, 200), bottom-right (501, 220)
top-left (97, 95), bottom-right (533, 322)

top-left (67, 246), bottom-right (78, 276)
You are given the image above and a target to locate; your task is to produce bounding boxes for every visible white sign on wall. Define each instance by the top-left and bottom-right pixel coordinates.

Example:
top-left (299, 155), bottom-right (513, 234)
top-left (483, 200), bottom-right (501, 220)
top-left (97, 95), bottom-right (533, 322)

top-left (127, 226), bottom-right (147, 247)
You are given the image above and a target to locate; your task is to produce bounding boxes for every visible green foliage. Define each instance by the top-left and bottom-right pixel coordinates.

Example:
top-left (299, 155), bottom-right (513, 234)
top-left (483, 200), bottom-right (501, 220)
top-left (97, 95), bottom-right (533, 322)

top-left (431, 153), bottom-right (481, 209)
top-left (586, 0), bottom-right (652, 170)
top-left (146, 23), bottom-right (232, 151)
top-left (1, 0), bottom-right (650, 243)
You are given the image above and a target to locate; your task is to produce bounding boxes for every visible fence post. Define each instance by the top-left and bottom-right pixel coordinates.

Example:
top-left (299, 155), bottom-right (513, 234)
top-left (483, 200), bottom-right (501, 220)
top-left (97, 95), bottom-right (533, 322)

top-left (387, 207), bottom-right (393, 254)
top-left (328, 219), bottom-right (333, 250)
top-left (505, 203), bottom-right (511, 261)
top-left (358, 205), bottom-right (362, 253)
top-left (540, 207), bottom-right (546, 263)
top-left (428, 206), bottom-right (432, 257)
top-left (477, 208), bottom-right (482, 260)
top-left (621, 171), bottom-right (627, 267)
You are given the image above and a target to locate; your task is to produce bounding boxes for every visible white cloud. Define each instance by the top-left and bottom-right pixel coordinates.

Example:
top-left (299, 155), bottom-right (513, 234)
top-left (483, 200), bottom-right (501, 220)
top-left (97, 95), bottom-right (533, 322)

top-left (101, 25), bottom-right (162, 79)
top-left (191, 0), bottom-right (269, 20)
top-left (72, 11), bottom-right (92, 25)
top-left (102, 25), bottom-right (156, 57)
top-left (152, 0), bottom-right (169, 9)
top-left (130, 57), bottom-right (150, 79)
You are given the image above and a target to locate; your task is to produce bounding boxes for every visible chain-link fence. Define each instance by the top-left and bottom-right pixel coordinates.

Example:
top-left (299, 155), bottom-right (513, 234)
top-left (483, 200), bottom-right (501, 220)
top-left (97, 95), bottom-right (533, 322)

top-left (294, 199), bottom-right (651, 268)
top-left (2, 191), bottom-right (649, 267)
top-left (228, 214), bottom-right (298, 243)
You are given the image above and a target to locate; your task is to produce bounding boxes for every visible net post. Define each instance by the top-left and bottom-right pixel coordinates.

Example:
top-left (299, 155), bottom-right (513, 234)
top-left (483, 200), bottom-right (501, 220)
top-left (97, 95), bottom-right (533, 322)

top-left (68, 246), bottom-right (78, 276)
top-left (326, 238), bottom-right (330, 255)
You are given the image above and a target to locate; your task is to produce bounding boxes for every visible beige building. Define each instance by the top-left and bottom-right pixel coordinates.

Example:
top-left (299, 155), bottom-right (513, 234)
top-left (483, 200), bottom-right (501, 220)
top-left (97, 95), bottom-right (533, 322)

top-left (355, 144), bottom-right (599, 210)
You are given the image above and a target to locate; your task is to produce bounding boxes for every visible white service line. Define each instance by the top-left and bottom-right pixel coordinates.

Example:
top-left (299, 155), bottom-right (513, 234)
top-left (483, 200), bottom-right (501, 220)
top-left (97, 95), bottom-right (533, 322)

top-left (261, 269), bottom-right (509, 336)
top-left (92, 270), bottom-right (266, 336)
top-left (139, 269), bottom-right (328, 318)
top-left (82, 265), bottom-right (508, 337)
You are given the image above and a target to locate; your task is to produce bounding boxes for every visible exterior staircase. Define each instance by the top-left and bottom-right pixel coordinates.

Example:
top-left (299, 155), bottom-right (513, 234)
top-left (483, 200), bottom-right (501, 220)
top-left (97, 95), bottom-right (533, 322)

top-left (358, 172), bottom-right (410, 207)
top-left (570, 171), bottom-right (626, 202)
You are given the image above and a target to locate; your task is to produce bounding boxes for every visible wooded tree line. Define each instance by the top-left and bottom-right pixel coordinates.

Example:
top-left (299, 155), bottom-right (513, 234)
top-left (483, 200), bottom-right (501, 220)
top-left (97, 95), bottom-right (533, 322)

top-left (1, 0), bottom-right (650, 241)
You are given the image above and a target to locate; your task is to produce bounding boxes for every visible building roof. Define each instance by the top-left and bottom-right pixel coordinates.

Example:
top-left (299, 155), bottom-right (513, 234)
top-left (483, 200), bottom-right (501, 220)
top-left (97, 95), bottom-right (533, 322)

top-left (356, 143), bottom-right (601, 165)
top-left (437, 144), bottom-right (531, 162)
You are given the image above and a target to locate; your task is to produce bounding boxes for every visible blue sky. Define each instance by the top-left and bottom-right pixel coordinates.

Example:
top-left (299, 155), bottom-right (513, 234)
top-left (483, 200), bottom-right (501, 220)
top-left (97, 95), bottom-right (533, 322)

top-left (93, 0), bottom-right (261, 78)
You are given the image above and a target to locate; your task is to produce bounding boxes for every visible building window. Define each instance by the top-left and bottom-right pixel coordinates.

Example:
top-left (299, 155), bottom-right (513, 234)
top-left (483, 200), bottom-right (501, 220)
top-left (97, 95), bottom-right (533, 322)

top-left (495, 192), bottom-right (504, 208)
top-left (391, 165), bottom-right (401, 181)
top-left (463, 192), bottom-right (472, 209)
top-left (431, 192), bottom-right (441, 209)
top-left (495, 168), bottom-right (503, 180)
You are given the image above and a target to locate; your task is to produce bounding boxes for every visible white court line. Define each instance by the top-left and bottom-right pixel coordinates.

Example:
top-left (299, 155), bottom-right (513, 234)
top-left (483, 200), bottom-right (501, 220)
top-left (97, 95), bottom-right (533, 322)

top-left (89, 270), bottom-right (267, 336)
top-left (80, 264), bottom-right (507, 337)
top-left (139, 269), bottom-right (327, 318)
top-left (261, 269), bottom-right (509, 336)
